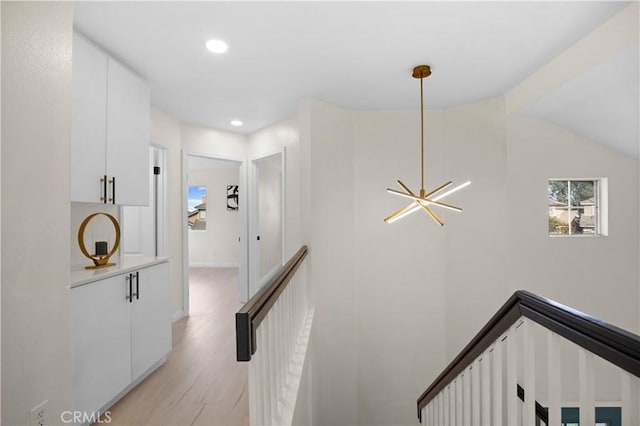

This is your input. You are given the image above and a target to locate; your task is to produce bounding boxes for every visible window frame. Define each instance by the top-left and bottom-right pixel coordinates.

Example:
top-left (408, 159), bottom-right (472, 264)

top-left (548, 178), bottom-right (604, 238)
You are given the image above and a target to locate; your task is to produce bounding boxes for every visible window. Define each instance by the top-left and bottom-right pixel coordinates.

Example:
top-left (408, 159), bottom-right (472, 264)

top-left (188, 186), bottom-right (207, 231)
top-left (548, 179), bottom-right (605, 236)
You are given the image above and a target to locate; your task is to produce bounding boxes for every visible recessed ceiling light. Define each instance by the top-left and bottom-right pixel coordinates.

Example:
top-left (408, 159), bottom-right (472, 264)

top-left (206, 39), bottom-right (228, 54)
top-left (230, 120), bottom-right (243, 127)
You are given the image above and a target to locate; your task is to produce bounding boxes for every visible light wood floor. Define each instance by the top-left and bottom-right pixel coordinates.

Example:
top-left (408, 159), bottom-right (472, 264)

top-left (105, 268), bottom-right (249, 426)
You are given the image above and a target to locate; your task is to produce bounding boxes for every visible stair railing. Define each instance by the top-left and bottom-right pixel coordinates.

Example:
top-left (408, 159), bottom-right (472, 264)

top-left (236, 245), bottom-right (312, 426)
top-left (417, 290), bottom-right (640, 425)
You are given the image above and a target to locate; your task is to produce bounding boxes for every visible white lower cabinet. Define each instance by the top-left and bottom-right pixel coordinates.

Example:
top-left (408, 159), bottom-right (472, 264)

top-left (72, 261), bottom-right (170, 417)
top-left (131, 263), bottom-right (171, 378)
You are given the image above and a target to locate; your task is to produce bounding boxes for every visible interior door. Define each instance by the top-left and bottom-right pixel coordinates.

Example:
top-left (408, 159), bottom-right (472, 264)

top-left (250, 151), bottom-right (284, 298)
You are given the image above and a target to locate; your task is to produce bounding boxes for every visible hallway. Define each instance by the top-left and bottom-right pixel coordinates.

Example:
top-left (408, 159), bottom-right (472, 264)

top-left (106, 268), bottom-right (249, 425)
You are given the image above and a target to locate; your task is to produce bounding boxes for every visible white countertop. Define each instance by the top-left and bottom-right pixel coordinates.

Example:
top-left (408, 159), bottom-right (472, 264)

top-left (71, 256), bottom-right (169, 288)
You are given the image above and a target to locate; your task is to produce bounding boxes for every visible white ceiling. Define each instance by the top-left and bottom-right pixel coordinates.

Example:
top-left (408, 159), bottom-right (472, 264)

top-left (74, 1), bottom-right (634, 151)
top-left (518, 45), bottom-right (639, 158)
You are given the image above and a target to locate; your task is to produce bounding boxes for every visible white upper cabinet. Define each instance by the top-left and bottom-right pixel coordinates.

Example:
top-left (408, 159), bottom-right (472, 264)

top-left (71, 32), bottom-right (150, 206)
top-left (71, 33), bottom-right (108, 202)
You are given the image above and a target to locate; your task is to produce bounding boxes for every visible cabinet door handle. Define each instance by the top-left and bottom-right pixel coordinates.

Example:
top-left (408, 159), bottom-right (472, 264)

top-left (109, 177), bottom-right (116, 204)
top-left (135, 271), bottom-right (140, 300)
top-left (100, 175), bottom-right (107, 203)
top-left (126, 273), bottom-right (133, 302)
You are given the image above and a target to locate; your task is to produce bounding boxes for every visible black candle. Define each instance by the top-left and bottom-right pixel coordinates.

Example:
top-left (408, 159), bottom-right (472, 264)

top-left (95, 241), bottom-right (108, 256)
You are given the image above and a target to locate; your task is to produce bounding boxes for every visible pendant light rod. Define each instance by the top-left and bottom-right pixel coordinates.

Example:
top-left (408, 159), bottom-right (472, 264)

top-left (413, 65), bottom-right (431, 192)
top-left (420, 77), bottom-right (424, 191)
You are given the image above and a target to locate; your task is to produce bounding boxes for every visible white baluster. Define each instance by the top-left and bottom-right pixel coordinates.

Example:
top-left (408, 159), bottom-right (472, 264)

top-left (421, 406), bottom-right (427, 426)
top-left (274, 299), bottom-right (282, 417)
top-left (493, 343), bottom-right (503, 426)
top-left (523, 320), bottom-right (536, 426)
top-left (269, 313), bottom-right (278, 424)
top-left (578, 348), bottom-right (595, 426)
top-left (481, 354), bottom-right (491, 426)
top-left (283, 288), bottom-right (290, 393)
top-left (621, 370), bottom-right (632, 426)
top-left (472, 359), bottom-right (480, 424)
top-left (449, 383), bottom-right (456, 425)
top-left (287, 284), bottom-right (294, 372)
top-left (287, 284), bottom-right (293, 370)
top-left (250, 326), bottom-right (263, 426)
top-left (439, 391), bottom-right (445, 426)
top-left (546, 331), bottom-right (561, 426)
top-left (428, 400), bottom-right (434, 426)
top-left (455, 376), bottom-right (463, 426)
top-left (444, 385), bottom-right (450, 425)
top-left (463, 369), bottom-right (471, 426)
top-left (261, 319), bottom-right (272, 425)
top-left (506, 325), bottom-right (518, 426)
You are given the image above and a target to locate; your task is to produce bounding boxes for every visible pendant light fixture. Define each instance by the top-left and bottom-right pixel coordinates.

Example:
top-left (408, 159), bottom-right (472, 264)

top-left (384, 65), bottom-right (470, 226)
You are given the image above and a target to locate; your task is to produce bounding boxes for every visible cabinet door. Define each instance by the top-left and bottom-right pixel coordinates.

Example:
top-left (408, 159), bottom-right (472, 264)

top-left (72, 275), bottom-right (132, 414)
top-left (131, 262), bottom-right (171, 379)
top-left (71, 34), bottom-right (108, 203)
top-left (106, 58), bottom-right (150, 206)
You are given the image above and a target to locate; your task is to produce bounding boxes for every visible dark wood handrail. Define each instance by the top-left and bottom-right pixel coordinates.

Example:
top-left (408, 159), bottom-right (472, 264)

top-left (235, 245), bottom-right (308, 362)
top-left (417, 290), bottom-right (640, 421)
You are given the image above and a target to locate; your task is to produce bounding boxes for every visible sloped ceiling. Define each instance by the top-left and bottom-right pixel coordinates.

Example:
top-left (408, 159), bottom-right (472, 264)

top-left (517, 45), bottom-right (639, 158)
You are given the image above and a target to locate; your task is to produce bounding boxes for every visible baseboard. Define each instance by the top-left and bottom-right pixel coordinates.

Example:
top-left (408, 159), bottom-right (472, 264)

top-left (188, 262), bottom-right (239, 268)
top-left (172, 310), bottom-right (187, 323)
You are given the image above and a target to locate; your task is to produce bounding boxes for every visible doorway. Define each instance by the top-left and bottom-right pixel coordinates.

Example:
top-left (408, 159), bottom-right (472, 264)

top-left (249, 150), bottom-right (285, 298)
top-left (182, 152), bottom-right (248, 316)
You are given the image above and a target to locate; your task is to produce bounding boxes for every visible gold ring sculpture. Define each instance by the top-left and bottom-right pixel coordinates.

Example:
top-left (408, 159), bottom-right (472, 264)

top-left (78, 212), bottom-right (120, 269)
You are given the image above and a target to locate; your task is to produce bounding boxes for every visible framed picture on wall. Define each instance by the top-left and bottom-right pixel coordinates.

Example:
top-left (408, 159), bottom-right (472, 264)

top-left (227, 185), bottom-right (239, 211)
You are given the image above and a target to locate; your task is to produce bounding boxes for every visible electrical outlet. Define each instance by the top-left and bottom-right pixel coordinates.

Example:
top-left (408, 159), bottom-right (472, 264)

top-left (30, 400), bottom-right (47, 426)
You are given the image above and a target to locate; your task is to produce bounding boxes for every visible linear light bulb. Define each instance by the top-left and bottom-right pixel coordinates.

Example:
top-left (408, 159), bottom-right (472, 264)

top-left (385, 203), bottom-right (421, 223)
top-left (432, 181), bottom-right (471, 201)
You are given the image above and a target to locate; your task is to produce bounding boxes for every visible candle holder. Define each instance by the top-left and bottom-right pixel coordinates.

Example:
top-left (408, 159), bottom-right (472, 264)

top-left (78, 212), bottom-right (120, 270)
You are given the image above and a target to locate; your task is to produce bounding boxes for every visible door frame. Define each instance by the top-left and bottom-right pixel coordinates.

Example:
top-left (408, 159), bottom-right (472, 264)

top-left (181, 150), bottom-right (249, 314)
top-left (248, 147), bottom-right (286, 298)
top-left (151, 143), bottom-right (168, 257)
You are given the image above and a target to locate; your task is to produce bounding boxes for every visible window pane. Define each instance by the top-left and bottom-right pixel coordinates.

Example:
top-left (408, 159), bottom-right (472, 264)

top-left (570, 180), bottom-right (596, 235)
top-left (549, 180), bottom-right (569, 204)
top-left (549, 180), bottom-right (569, 234)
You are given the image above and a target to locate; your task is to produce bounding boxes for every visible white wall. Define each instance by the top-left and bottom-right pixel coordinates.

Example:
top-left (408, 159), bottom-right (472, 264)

top-left (507, 116), bottom-right (639, 333)
top-left (181, 124), bottom-right (248, 159)
top-left (440, 98), bottom-right (510, 358)
top-left (150, 108), bottom-right (183, 318)
top-left (301, 95), bottom-right (638, 424)
top-left (352, 108), bottom-right (450, 425)
top-left (1, 2), bottom-right (73, 424)
top-left (188, 168), bottom-right (240, 267)
top-left (299, 98), bottom-right (358, 425)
